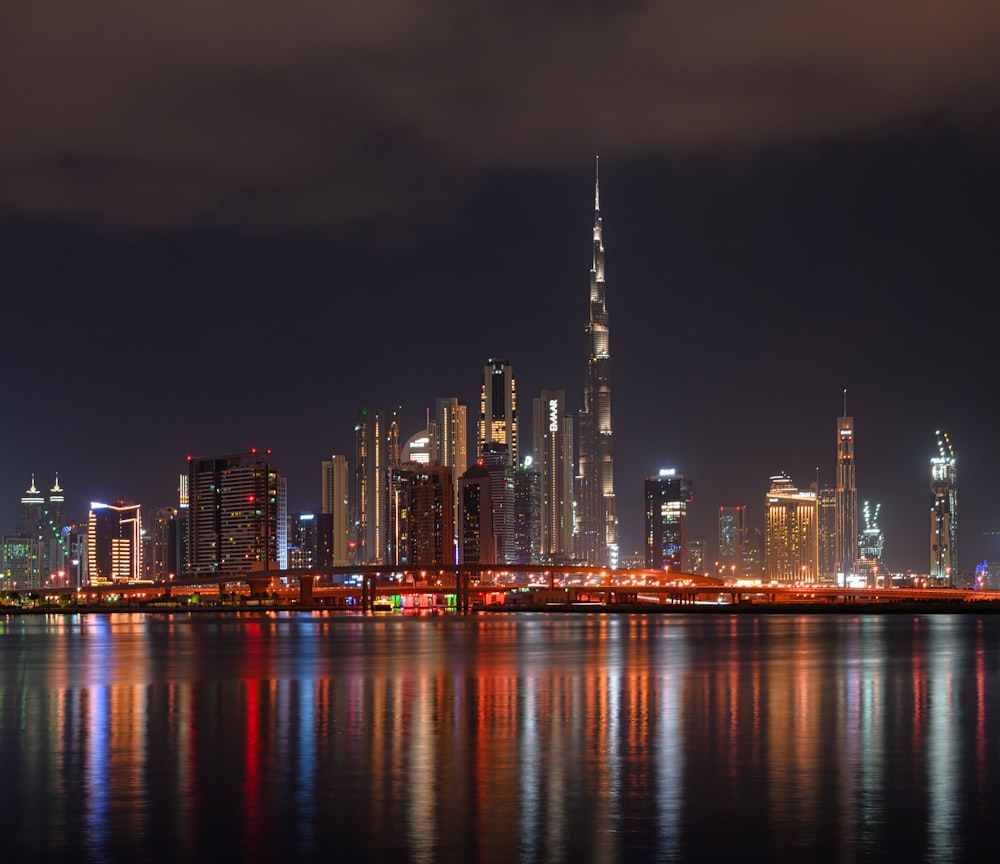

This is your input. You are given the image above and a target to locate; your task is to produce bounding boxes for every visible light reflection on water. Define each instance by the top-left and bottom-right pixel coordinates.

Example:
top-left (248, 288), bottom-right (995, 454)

top-left (0, 611), bottom-right (998, 863)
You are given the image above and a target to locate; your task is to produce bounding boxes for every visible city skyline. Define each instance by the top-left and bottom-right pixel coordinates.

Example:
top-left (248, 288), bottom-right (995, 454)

top-left (3, 3), bottom-right (999, 574)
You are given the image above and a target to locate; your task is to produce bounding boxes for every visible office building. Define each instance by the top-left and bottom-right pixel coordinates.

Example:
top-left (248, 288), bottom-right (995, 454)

top-left (645, 469), bottom-right (693, 571)
top-left (478, 359), bottom-right (517, 469)
top-left (186, 450), bottom-right (288, 577)
top-left (577, 159), bottom-right (618, 568)
top-left (765, 473), bottom-right (818, 584)
top-left (533, 389), bottom-right (575, 561)
top-left (458, 463), bottom-right (495, 565)
top-left (835, 394), bottom-right (858, 581)
top-left (355, 408), bottom-right (400, 565)
top-left (407, 465), bottom-right (455, 566)
top-left (815, 483), bottom-right (837, 583)
top-left (513, 461), bottom-right (542, 565)
top-left (930, 430), bottom-right (957, 584)
top-left (321, 455), bottom-right (350, 566)
top-left (87, 501), bottom-right (142, 584)
top-left (718, 505), bottom-right (747, 580)
top-left (858, 501), bottom-right (886, 586)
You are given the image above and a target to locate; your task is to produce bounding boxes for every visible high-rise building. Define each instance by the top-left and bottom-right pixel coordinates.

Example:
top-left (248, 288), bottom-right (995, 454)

top-left (288, 513), bottom-right (322, 569)
top-left (930, 430), bottom-right (957, 584)
top-left (644, 469), bottom-right (693, 571)
top-left (354, 408), bottom-right (400, 565)
top-left (186, 451), bottom-right (288, 576)
top-left (407, 465), bottom-right (455, 566)
top-left (145, 506), bottom-right (181, 582)
top-left (858, 501), bottom-right (886, 586)
top-left (533, 389), bottom-right (575, 561)
top-left (815, 482), bottom-right (837, 584)
top-left (835, 393), bottom-right (858, 581)
top-left (458, 463), bottom-right (495, 565)
top-left (577, 159), bottom-right (618, 568)
top-left (479, 445), bottom-right (516, 564)
top-left (321, 455), bottom-right (350, 566)
top-left (765, 473), bottom-right (818, 584)
top-left (87, 501), bottom-right (142, 584)
top-left (718, 505), bottom-right (747, 580)
top-left (513, 461), bottom-right (541, 565)
top-left (478, 360), bottom-right (517, 469)
top-left (430, 396), bottom-right (468, 538)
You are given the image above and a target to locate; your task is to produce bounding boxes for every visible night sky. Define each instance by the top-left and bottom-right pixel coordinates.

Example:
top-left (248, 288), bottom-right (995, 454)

top-left (3, 2), bottom-right (999, 574)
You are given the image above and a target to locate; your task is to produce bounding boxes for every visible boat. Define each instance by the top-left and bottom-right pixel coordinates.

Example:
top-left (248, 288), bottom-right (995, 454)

top-left (372, 598), bottom-right (394, 612)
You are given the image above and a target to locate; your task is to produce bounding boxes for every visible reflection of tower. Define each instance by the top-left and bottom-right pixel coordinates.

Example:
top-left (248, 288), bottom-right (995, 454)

top-left (930, 430), bottom-right (957, 584)
top-left (478, 360), bottom-right (517, 469)
top-left (577, 158), bottom-right (618, 568)
top-left (835, 391), bottom-right (857, 581)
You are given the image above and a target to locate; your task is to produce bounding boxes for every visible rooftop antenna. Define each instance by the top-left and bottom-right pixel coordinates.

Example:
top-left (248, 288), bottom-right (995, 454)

top-left (843, 388), bottom-right (847, 417)
top-left (595, 155), bottom-right (600, 211)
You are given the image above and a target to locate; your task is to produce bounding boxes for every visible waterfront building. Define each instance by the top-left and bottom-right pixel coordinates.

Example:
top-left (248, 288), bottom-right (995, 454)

top-left (576, 160), bottom-right (618, 569)
top-left (145, 506), bottom-right (181, 582)
top-left (835, 394), bottom-right (858, 582)
top-left (479, 445), bottom-right (516, 564)
top-left (533, 389), bottom-right (575, 561)
top-left (765, 473), bottom-right (819, 584)
top-left (513, 460), bottom-right (542, 565)
top-left (287, 513), bottom-right (322, 569)
top-left (458, 463), bottom-right (495, 565)
top-left (741, 525), bottom-right (764, 582)
top-left (18, 475), bottom-right (67, 587)
top-left (718, 505), bottom-right (746, 580)
top-left (354, 408), bottom-right (400, 565)
top-left (858, 501), bottom-right (886, 586)
top-left (87, 500), bottom-right (142, 584)
top-left (815, 482), bottom-right (837, 583)
top-left (429, 396), bottom-right (468, 542)
top-left (930, 430), bottom-right (958, 584)
top-left (1, 537), bottom-right (33, 591)
top-left (320, 454), bottom-right (350, 566)
top-left (478, 359), bottom-right (518, 469)
top-left (687, 539), bottom-right (705, 576)
top-left (644, 469), bottom-right (693, 571)
top-left (186, 451), bottom-right (288, 577)
top-left (407, 465), bottom-right (455, 566)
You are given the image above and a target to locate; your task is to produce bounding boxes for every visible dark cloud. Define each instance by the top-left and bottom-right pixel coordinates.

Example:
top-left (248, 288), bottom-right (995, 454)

top-left (3, 1), bottom-right (1000, 233)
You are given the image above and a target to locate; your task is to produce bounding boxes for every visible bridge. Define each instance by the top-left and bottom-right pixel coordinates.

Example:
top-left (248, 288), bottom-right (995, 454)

top-left (9, 564), bottom-right (1000, 612)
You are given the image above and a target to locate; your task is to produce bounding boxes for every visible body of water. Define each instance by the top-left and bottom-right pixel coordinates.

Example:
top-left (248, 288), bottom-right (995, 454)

top-left (1, 610), bottom-right (997, 863)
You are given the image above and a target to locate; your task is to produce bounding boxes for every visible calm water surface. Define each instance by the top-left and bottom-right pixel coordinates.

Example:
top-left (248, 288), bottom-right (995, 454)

top-left (1, 610), bottom-right (998, 863)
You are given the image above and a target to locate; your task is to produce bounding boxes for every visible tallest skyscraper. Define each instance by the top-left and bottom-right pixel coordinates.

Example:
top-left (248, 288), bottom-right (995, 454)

top-left (576, 158), bottom-right (618, 568)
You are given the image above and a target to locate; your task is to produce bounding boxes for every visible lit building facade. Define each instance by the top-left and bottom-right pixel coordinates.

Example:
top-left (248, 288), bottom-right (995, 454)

top-left (458, 463), bottom-right (495, 565)
top-left (320, 454), bottom-right (350, 566)
top-left (532, 389), bottom-right (575, 561)
top-left (765, 473), bottom-right (818, 584)
top-left (930, 430), bottom-right (957, 584)
top-left (815, 483), bottom-right (837, 583)
top-left (513, 462), bottom-right (541, 565)
top-left (478, 359), bottom-right (517, 469)
top-left (354, 408), bottom-right (400, 565)
top-left (577, 159), bottom-right (618, 568)
top-left (858, 501), bottom-right (886, 586)
top-left (644, 470), bottom-right (693, 571)
top-left (718, 505), bottom-right (746, 580)
top-left (835, 395), bottom-right (858, 581)
top-left (87, 501), bottom-right (142, 584)
top-left (186, 451), bottom-right (288, 577)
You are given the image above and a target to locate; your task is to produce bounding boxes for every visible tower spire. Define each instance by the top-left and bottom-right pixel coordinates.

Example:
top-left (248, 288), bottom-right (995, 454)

top-left (595, 155), bottom-right (600, 212)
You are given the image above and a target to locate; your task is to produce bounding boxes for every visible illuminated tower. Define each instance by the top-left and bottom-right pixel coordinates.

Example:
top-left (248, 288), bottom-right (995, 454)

top-left (577, 157), bottom-right (618, 567)
top-left (321, 454), bottom-right (350, 566)
top-left (645, 469), bottom-right (693, 571)
top-left (354, 408), bottom-right (400, 565)
top-left (87, 501), bottom-right (142, 584)
top-left (430, 396), bottom-right (468, 548)
top-left (765, 472), bottom-right (819, 584)
top-left (835, 391), bottom-right (857, 582)
top-left (718, 505), bottom-right (746, 580)
top-left (532, 389), bottom-right (575, 561)
top-left (930, 430), bottom-right (957, 584)
top-left (858, 501), bottom-right (886, 586)
top-left (478, 360), bottom-right (517, 468)
top-left (186, 450), bottom-right (288, 576)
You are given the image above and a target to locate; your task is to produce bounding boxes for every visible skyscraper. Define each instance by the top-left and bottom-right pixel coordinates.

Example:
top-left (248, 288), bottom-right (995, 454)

top-left (87, 501), bottom-right (142, 584)
top-left (186, 451), bottom-right (288, 576)
top-left (354, 408), bottom-right (400, 565)
top-left (765, 472), bottom-right (818, 584)
top-left (930, 430), bottom-right (957, 584)
top-left (718, 505), bottom-right (747, 580)
top-left (835, 392), bottom-right (857, 582)
top-left (478, 360), bottom-right (517, 469)
top-left (532, 388), bottom-right (575, 561)
top-left (321, 454), bottom-right (350, 566)
top-left (577, 159), bottom-right (618, 568)
top-left (645, 469), bottom-right (693, 571)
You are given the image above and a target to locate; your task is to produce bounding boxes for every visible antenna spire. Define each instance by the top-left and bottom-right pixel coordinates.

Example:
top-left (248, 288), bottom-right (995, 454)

top-left (843, 388), bottom-right (847, 417)
top-left (595, 155), bottom-right (600, 211)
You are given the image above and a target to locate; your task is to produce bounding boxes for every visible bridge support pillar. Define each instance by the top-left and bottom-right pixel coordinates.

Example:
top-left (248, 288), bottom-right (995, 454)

top-left (248, 576), bottom-right (271, 600)
top-left (299, 574), bottom-right (314, 606)
top-left (361, 573), bottom-right (377, 611)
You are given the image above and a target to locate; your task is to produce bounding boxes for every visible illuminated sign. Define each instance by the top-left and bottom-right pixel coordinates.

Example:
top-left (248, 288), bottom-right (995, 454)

top-left (549, 399), bottom-right (559, 431)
